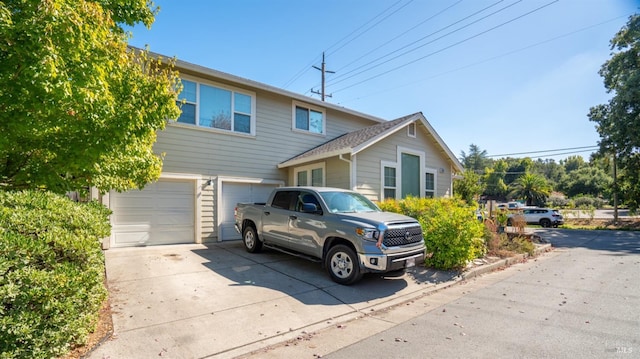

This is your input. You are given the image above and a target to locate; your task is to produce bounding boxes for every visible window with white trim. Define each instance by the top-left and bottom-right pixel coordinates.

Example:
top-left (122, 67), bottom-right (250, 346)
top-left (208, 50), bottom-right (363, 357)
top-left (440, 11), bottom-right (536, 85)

top-left (294, 164), bottom-right (325, 186)
top-left (176, 79), bottom-right (255, 135)
top-left (425, 171), bottom-right (435, 198)
top-left (407, 123), bottom-right (416, 138)
top-left (383, 166), bottom-right (397, 199)
top-left (293, 101), bottom-right (325, 134)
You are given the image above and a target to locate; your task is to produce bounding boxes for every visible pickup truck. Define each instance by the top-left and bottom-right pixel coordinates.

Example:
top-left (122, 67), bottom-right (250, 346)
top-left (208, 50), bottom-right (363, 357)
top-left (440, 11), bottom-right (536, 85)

top-left (235, 187), bottom-right (426, 285)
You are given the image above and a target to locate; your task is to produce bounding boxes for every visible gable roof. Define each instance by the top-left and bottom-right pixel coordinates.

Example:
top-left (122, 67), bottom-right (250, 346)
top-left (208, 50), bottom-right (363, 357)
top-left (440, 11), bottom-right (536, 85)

top-left (278, 112), bottom-right (464, 172)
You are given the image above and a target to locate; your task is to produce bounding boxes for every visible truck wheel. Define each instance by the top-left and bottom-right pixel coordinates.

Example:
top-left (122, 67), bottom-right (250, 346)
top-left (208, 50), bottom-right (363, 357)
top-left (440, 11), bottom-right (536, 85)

top-left (243, 226), bottom-right (262, 253)
top-left (326, 244), bottom-right (362, 285)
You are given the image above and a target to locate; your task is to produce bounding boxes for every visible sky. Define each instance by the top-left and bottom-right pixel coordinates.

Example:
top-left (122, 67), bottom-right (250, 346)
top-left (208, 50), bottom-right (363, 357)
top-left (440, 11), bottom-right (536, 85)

top-left (128, 0), bottom-right (639, 162)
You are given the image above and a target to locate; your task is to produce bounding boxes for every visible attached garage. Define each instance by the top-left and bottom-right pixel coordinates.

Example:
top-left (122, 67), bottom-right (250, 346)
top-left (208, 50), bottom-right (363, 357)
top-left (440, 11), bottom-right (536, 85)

top-left (217, 179), bottom-right (280, 241)
top-left (110, 178), bottom-right (196, 248)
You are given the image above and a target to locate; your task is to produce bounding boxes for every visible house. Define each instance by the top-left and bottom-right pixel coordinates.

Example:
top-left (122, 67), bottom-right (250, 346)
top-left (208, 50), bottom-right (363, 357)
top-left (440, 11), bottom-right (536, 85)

top-left (103, 56), bottom-right (464, 248)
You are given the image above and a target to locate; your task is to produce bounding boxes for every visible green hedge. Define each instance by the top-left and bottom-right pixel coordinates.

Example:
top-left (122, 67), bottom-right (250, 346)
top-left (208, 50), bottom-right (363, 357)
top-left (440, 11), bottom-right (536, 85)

top-left (0, 191), bottom-right (111, 358)
top-left (379, 197), bottom-right (485, 270)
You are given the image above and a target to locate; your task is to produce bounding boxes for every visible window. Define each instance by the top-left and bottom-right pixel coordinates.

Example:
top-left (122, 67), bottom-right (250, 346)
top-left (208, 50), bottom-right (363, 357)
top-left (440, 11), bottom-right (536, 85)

top-left (407, 123), bottom-right (416, 138)
top-left (425, 172), bottom-right (435, 198)
top-left (176, 79), bottom-right (255, 135)
top-left (311, 168), bottom-right (323, 187)
top-left (271, 191), bottom-right (296, 210)
top-left (293, 102), bottom-right (325, 134)
top-left (295, 164), bottom-right (325, 186)
top-left (383, 166), bottom-right (397, 199)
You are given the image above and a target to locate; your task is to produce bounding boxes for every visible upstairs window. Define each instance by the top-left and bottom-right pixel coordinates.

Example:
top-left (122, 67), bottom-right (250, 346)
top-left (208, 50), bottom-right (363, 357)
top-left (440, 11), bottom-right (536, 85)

top-left (176, 79), bottom-right (255, 135)
top-left (293, 101), bottom-right (325, 134)
top-left (407, 122), bottom-right (416, 138)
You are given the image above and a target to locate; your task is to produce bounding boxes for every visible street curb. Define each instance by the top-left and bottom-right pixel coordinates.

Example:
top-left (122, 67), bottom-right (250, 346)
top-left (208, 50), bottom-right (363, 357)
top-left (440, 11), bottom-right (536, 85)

top-left (234, 243), bottom-right (554, 358)
top-left (461, 243), bottom-right (552, 281)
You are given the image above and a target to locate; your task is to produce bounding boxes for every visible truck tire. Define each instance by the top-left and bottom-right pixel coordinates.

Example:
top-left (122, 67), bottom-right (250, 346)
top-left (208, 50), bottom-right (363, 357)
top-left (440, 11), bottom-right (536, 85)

top-left (326, 244), bottom-right (362, 285)
top-left (243, 225), bottom-right (262, 253)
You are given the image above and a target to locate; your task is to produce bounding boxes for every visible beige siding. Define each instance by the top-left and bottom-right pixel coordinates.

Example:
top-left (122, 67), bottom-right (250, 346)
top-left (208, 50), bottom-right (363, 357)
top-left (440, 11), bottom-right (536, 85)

top-left (154, 84), bottom-right (379, 242)
top-left (325, 156), bottom-right (351, 189)
top-left (201, 180), bottom-right (215, 242)
top-left (355, 123), bottom-right (453, 201)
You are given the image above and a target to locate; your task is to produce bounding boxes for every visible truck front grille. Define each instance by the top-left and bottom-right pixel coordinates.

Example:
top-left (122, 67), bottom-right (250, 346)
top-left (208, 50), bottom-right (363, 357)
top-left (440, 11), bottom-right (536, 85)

top-left (383, 225), bottom-right (423, 247)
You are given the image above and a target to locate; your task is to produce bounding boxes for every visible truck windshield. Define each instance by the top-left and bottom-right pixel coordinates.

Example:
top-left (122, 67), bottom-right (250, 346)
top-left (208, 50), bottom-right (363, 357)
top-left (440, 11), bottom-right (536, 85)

top-left (320, 191), bottom-right (380, 213)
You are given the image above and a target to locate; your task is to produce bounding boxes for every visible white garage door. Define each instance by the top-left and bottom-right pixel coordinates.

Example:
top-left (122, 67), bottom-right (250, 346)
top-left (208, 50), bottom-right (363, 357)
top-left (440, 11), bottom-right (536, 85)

top-left (219, 182), bottom-right (278, 240)
top-left (110, 179), bottom-right (195, 247)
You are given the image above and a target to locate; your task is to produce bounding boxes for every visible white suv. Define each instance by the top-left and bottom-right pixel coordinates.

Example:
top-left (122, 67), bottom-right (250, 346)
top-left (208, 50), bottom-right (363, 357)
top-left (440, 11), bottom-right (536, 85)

top-left (508, 208), bottom-right (564, 228)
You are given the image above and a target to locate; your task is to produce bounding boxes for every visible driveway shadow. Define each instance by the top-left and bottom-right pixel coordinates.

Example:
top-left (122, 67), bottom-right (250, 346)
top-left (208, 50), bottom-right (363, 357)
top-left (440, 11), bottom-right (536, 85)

top-left (538, 228), bottom-right (640, 255)
top-left (192, 241), bottom-right (455, 306)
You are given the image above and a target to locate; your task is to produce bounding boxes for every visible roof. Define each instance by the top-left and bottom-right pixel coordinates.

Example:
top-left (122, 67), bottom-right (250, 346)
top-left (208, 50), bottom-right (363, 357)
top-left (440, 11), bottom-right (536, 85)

top-left (279, 112), bottom-right (464, 172)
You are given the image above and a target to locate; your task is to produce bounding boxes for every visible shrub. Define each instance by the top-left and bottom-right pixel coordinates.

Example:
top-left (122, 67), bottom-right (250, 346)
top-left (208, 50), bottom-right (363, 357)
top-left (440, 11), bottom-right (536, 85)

top-left (573, 196), bottom-right (594, 208)
top-left (547, 194), bottom-right (570, 208)
top-left (486, 233), bottom-right (535, 257)
top-left (381, 197), bottom-right (485, 270)
top-left (0, 191), bottom-right (111, 358)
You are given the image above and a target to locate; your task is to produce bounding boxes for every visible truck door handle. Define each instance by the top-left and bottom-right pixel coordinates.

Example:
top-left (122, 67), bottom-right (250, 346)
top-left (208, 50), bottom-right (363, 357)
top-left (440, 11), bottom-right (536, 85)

top-left (289, 215), bottom-right (297, 220)
top-left (264, 211), bottom-right (270, 216)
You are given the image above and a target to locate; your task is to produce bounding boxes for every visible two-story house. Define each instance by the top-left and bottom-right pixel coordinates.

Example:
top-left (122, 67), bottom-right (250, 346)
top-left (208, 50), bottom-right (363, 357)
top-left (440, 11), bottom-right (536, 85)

top-left (103, 56), bottom-right (464, 248)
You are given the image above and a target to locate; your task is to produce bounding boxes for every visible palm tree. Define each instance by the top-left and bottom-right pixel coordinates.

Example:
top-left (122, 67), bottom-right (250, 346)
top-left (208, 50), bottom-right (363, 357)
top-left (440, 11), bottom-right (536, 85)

top-left (509, 173), bottom-right (551, 206)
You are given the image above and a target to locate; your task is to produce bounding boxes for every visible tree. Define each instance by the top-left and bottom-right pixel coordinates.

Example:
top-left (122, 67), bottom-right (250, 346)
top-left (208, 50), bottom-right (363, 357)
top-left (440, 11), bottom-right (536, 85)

top-left (454, 169), bottom-right (483, 206)
top-left (0, 0), bottom-right (181, 193)
top-left (589, 14), bottom-right (640, 211)
top-left (483, 159), bottom-right (508, 200)
top-left (509, 173), bottom-right (551, 207)
top-left (504, 157), bottom-right (533, 185)
top-left (561, 155), bottom-right (586, 173)
top-left (559, 166), bottom-right (612, 198)
top-left (459, 144), bottom-right (491, 173)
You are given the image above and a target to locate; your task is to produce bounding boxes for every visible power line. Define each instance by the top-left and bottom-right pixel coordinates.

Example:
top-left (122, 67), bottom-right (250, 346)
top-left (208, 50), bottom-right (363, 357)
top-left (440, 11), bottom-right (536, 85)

top-left (337, 13), bottom-right (632, 104)
top-left (327, 0), bottom-right (414, 57)
top-left (331, 0), bottom-right (464, 76)
top-left (332, 0), bottom-right (559, 94)
top-left (328, 0), bottom-right (514, 87)
top-left (283, 0), bottom-right (408, 90)
top-left (487, 145), bottom-right (599, 158)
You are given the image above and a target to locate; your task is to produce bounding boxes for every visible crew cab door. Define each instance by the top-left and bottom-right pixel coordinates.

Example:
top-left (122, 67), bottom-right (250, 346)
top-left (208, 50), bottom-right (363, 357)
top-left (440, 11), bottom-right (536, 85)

top-left (261, 190), bottom-right (297, 246)
top-left (288, 190), bottom-right (325, 257)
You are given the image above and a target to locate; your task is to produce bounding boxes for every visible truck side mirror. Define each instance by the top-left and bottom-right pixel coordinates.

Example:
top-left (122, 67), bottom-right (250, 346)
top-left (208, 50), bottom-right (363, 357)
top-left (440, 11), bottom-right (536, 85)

top-left (301, 203), bottom-right (322, 215)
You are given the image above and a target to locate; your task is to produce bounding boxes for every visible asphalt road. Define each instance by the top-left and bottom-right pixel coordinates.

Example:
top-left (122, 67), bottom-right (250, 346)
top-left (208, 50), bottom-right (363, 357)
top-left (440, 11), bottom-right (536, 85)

top-left (323, 229), bottom-right (640, 359)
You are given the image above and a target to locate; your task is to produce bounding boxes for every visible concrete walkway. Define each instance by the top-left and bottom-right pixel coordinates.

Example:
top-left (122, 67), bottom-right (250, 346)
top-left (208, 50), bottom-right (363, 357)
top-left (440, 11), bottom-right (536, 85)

top-left (88, 240), bottom-right (549, 359)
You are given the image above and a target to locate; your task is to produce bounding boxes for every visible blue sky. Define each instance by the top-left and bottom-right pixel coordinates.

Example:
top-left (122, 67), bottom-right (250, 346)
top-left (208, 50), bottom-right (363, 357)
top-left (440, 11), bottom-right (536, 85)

top-left (128, 0), bottom-right (639, 162)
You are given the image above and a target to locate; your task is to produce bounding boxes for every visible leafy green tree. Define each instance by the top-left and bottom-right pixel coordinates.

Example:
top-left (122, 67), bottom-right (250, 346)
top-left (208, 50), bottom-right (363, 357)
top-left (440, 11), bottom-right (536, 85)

top-left (589, 14), bottom-right (640, 210)
top-left (561, 155), bottom-right (586, 173)
top-left (0, 0), bottom-right (181, 193)
top-left (509, 173), bottom-right (551, 207)
top-left (483, 159), bottom-right (508, 199)
top-left (559, 166), bottom-right (613, 198)
top-left (532, 158), bottom-right (565, 188)
top-left (459, 144), bottom-right (492, 173)
top-left (504, 157), bottom-right (533, 185)
top-left (454, 169), bottom-right (483, 206)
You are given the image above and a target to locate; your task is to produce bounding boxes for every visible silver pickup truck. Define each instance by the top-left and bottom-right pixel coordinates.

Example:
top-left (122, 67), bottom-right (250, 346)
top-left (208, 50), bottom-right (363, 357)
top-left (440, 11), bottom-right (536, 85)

top-left (234, 187), bottom-right (425, 285)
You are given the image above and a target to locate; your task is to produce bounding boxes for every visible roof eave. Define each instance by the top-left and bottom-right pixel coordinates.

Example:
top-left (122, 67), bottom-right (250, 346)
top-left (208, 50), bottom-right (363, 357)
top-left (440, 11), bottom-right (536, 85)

top-left (278, 148), bottom-right (352, 169)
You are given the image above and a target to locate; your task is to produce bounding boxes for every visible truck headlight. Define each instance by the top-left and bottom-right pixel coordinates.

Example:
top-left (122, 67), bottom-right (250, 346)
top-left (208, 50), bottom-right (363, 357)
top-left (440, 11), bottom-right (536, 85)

top-left (356, 227), bottom-right (379, 240)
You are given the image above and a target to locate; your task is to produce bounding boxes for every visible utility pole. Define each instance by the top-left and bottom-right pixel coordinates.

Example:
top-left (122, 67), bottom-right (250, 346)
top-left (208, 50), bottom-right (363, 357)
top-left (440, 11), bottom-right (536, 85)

top-left (311, 52), bottom-right (334, 101)
top-left (613, 149), bottom-right (618, 224)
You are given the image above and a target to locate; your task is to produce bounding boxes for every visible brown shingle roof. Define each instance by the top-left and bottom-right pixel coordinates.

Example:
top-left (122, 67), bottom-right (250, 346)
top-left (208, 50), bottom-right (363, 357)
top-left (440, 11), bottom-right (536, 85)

top-left (280, 113), bottom-right (419, 166)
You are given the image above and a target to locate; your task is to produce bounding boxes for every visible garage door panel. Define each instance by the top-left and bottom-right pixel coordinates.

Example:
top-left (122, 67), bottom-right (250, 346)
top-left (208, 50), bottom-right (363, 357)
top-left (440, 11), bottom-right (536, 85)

top-left (111, 179), bottom-right (195, 247)
top-left (219, 182), bottom-right (278, 241)
top-left (112, 214), bottom-right (152, 225)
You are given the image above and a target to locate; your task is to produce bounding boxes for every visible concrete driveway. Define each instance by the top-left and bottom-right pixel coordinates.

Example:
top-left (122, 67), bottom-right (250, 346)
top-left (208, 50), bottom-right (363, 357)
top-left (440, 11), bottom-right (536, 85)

top-left (88, 241), bottom-right (462, 359)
